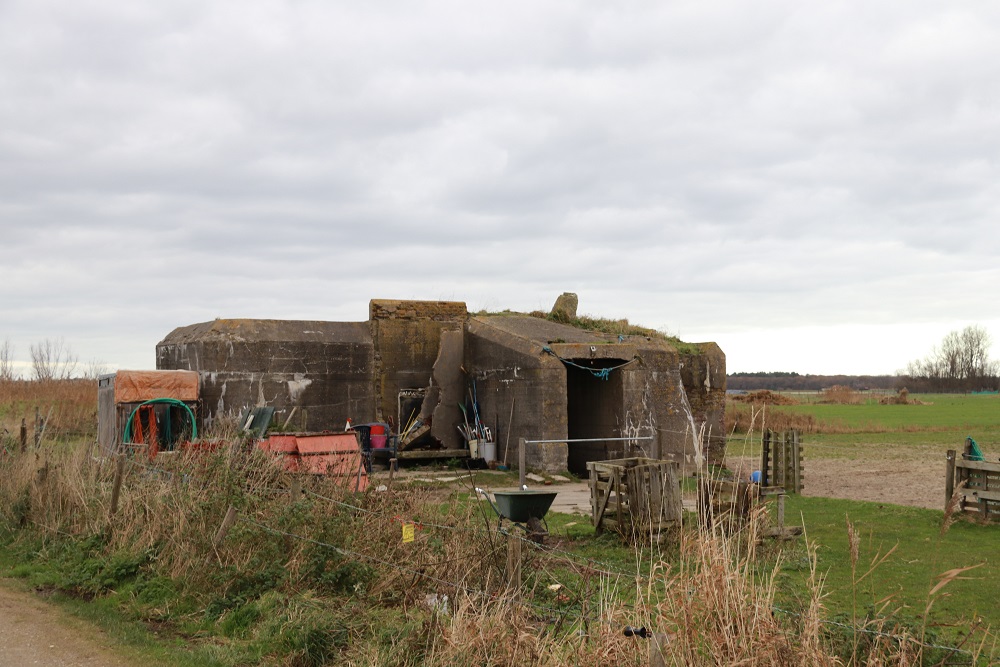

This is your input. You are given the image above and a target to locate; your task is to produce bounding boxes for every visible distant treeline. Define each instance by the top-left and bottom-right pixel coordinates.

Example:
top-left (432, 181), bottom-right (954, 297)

top-left (727, 373), bottom-right (1000, 393)
top-left (728, 374), bottom-right (899, 392)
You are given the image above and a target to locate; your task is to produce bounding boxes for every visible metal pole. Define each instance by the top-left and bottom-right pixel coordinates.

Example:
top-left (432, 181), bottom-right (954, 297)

top-left (518, 437), bottom-right (526, 488)
top-left (524, 436), bottom-right (654, 445)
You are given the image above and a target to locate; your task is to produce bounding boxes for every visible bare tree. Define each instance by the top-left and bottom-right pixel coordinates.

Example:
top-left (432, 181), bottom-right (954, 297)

top-left (905, 325), bottom-right (999, 391)
top-left (82, 358), bottom-right (110, 380)
top-left (29, 338), bottom-right (78, 381)
top-left (0, 338), bottom-right (15, 381)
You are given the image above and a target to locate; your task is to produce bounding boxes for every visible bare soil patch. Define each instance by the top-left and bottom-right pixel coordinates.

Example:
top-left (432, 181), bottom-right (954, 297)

top-left (727, 444), bottom-right (946, 510)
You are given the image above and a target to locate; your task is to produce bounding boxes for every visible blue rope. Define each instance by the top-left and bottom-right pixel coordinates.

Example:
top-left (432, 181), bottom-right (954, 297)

top-left (541, 346), bottom-right (636, 381)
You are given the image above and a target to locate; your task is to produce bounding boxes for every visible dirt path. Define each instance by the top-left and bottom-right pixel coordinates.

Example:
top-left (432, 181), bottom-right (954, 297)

top-left (0, 583), bottom-right (135, 666)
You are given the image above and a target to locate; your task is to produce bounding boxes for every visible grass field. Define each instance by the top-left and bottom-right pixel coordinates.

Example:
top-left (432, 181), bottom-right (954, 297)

top-left (728, 392), bottom-right (1000, 454)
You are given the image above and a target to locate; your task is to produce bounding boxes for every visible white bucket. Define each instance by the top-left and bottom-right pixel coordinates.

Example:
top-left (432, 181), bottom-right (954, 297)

top-left (482, 441), bottom-right (497, 463)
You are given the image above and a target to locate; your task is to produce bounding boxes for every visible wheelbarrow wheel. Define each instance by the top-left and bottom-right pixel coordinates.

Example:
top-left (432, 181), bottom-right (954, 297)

top-left (526, 516), bottom-right (547, 544)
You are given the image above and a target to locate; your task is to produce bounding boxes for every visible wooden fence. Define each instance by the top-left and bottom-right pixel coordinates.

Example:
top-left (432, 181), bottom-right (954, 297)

top-left (946, 438), bottom-right (1000, 521)
top-left (761, 430), bottom-right (803, 494)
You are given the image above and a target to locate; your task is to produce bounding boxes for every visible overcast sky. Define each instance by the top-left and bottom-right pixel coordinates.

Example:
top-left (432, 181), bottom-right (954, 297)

top-left (2, 0), bottom-right (999, 377)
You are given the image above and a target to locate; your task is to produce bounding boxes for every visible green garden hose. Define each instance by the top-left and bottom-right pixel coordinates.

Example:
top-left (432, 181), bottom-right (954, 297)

top-left (123, 398), bottom-right (197, 443)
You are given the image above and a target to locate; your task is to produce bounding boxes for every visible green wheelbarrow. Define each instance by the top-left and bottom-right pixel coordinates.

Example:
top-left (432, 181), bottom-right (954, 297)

top-left (477, 488), bottom-right (558, 542)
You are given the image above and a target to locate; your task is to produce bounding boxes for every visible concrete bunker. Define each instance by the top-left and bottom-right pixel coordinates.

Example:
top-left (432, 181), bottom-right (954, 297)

top-left (156, 296), bottom-right (726, 472)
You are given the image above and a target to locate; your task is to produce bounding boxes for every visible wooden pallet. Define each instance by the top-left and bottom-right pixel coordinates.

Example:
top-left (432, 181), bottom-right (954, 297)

top-left (588, 457), bottom-right (682, 539)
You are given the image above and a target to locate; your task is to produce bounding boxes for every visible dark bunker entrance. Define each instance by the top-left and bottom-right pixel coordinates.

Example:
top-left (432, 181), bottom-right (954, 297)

top-left (565, 359), bottom-right (626, 476)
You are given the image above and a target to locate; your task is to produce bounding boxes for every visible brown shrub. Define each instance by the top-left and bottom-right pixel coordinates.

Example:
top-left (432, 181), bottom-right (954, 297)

top-left (726, 404), bottom-right (817, 434)
top-left (729, 390), bottom-right (798, 406)
top-left (820, 385), bottom-right (861, 404)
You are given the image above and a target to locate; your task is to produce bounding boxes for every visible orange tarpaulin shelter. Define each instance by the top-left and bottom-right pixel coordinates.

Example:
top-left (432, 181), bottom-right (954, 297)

top-left (113, 370), bottom-right (199, 404)
top-left (98, 370), bottom-right (200, 456)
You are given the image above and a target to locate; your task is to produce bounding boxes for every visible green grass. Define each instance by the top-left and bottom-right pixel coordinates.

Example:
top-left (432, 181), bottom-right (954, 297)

top-left (547, 495), bottom-right (1000, 655)
top-left (729, 393), bottom-right (1000, 455)
top-left (778, 495), bottom-right (1000, 655)
top-left (783, 394), bottom-right (1000, 433)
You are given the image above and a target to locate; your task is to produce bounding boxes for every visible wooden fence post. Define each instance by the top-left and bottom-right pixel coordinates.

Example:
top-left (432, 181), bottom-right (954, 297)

top-left (213, 506), bottom-right (239, 548)
top-left (34, 407), bottom-right (40, 448)
top-left (507, 532), bottom-right (522, 592)
top-left (109, 455), bottom-right (125, 517)
top-left (782, 431), bottom-right (791, 491)
top-left (649, 633), bottom-right (670, 667)
top-left (945, 450), bottom-right (956, 511)
top-left (387, 458), bottom-right (398, 490)
top-left (761, 431), bottom-right (771, 487)
top-left (792, 430), bottom-right (802, 494)
top-left (19, 418), bottom-right (27, 453)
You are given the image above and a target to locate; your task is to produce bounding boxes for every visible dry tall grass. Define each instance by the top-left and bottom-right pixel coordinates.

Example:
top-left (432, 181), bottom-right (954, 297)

top-left (820, 385), bottom-right (863, 405)
top-left (0, 435), bottom-right (976, 665)
top-left (726, 404), bottom-right (818, 434)
top-left (0, 379), bottom-right (96, 446)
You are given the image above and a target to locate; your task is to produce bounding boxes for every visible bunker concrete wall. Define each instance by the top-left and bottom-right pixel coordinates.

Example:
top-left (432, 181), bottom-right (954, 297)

top-left (624, 345), bottom-right (706, 467)
top-left (369, 300), bottom-right (467, 424)
top-left (679, 343), bottom-right (727, 464)
top-left (465, 319), bottom-right (567, 471)
top-left (156, 320), bottom-right (373, 432)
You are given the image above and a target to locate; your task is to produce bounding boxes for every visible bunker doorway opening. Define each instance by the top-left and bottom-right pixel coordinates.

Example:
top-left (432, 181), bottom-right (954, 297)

top-left (566, 358), bottom-right (626, 476)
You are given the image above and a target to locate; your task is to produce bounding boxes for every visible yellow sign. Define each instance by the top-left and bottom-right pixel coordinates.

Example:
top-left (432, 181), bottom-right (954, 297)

top-left (402, 523), bottom-right (415, 543)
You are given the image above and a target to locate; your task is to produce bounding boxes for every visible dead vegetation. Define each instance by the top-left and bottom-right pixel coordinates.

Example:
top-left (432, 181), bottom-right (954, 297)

top-left (726, 405), bottom-right (817, 434)
top-left (729, 390), bottom-right (798, 406)
top-left (0, 436), bottom-right (980, 665)
top-left (0, 379), bottom-right (97, 447)
top-left (820, 385), bottom-right (862, 404)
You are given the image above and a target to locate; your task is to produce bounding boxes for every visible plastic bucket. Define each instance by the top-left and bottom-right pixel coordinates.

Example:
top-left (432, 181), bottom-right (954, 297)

top-left (371, 434), bottom-right (387, 449)
top-left (482, 441), bottom-right (497, 463)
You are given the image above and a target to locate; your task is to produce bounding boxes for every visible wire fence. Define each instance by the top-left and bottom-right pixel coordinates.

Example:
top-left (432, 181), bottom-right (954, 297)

top-left (105, 449), bottom-right (981, 660)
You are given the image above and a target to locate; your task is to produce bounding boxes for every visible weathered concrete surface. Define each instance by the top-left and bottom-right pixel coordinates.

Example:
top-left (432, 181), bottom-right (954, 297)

top-left (429, 329), bottom-right (465, 450)
top-left (157, 299), bottom-right (726, 472)
top-left (679, 343), bottom-right (727, 464)
top-left (465, 316), bottom-right (567, 467)
top-left (369, 300), bottom-right (466, 424)
top-left (467, 315), bottom-right (724, 474)
top-left (156, 319), bottom-right (373, 431)
top-left (525, 440), bottom-right (568, 473)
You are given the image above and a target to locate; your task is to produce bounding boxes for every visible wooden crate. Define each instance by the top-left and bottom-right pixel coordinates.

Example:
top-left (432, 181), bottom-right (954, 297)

top-left (587, 457), bottom-right (682, 539)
